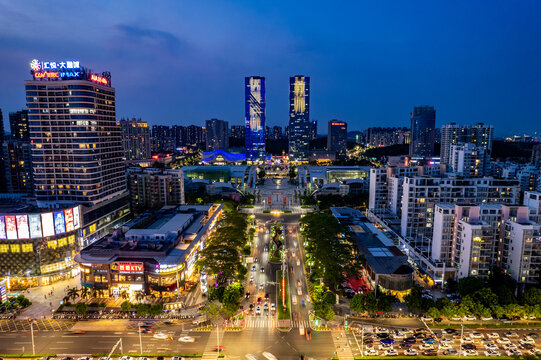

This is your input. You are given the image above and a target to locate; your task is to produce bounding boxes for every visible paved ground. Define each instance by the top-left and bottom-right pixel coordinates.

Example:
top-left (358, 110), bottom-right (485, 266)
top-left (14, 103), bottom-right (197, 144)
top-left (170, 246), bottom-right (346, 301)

top-left (18, 276), bottom-right (80, 319)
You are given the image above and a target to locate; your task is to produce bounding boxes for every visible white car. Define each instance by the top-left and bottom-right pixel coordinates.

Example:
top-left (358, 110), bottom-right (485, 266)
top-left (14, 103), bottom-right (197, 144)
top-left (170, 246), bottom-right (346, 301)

top-left (464, 315), bottom-right (476, 321)
top-left (440, 338), bottom-right (453, 344)
top-left (505, 331), bottom-right (519, 338)
top-left (404, 349), bottom-right (417, 356)
top-left (292, 295), bottom-right (297, 305)
top-left (485, 344), bottom-right (499, 351)
top-left (384, 349), bottom-right (398, 356)
top-left (439, 343), bottom-right (452, 350)
top-left (251, 265), bottom-right (256, 271)
top-left (451, 317), bottom-right (462, 321)
top-left (245, 354), bottom-right (258, 360)
top-left (520, 337), bottom-right (536, 345)
top-left (481, 317), bottom-right (494, 321)
top-left (262, 352), bottom-right (277, 360)
top-left (394, 332), bottom-right (405, 339)
top-left (505, 350), bottom-right (522, 357)
top-left (120, 357), bottom-right (133, 360)
top-left (364, 349), bottom-right (378, 356)
top-left (178, 336), bottom-right (195, 343)
top-left (153, 332), bottom-right (168, 339)
top-left (419, 344), bottom-right (434, 350)
top-left (503, 344), bottom-right (518, 351)
top-left (496, 337), bottom-right (511, 344)
top-left (271, 303), bottom-right (276, 312)
top-left (297, 287), bottom-right (302, 296)
top-left (487, 332), bottom-right (500, 339)
top-left (472, 332), bottom-right (484, 339)
top-left (378, 343), bottom-right (392, 350)
top-left (484, 350), bottom-right (501, 357)
top-left (136, 358), bottom-right (149, 360)
top-left (255, 305), bottom-right (261, 315)
top-left (299, 325), bottom-right (305, 336)
top-left (462, 350), bottom-right (478, 356)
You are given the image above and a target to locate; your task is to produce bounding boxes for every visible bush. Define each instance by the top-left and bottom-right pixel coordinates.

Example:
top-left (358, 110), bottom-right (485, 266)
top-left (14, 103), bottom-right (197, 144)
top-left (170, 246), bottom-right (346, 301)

top-left (120, 300), bottom-right (132, 312)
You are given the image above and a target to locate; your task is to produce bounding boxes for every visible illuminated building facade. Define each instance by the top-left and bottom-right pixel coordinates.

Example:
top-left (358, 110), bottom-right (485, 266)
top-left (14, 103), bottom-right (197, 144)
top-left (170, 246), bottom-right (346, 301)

top-left (118, 118), bottom-right (151, 161)
top-left (245, 76), bottom-right (266, 161)
top-left (288, 75), bottom-right (310, 162)
top-left (409, 106), bottom-right (436, 158)
top-left (25, 59), bottom-right (131, 246)
top-left (205, 118), bottom-right (229, 151)
top-left (9, 110), bottom-right (30, 141)
top-left (327, 120), bottom-right (348, 156)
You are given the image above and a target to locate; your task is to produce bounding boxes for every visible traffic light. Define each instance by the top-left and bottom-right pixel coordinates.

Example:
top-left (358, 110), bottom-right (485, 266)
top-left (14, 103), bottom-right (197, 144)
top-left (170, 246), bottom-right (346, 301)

top-left (314, 318), bottom-right (319, 326)
top-left (344, 319), bottom-right (348, 330)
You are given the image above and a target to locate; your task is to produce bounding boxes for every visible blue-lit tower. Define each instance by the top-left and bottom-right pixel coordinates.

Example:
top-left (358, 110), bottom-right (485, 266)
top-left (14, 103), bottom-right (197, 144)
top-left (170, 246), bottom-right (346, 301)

top-left (245, 76), bottom-right (266, 161)
top-left (288, 75), bottom-right (310, 162)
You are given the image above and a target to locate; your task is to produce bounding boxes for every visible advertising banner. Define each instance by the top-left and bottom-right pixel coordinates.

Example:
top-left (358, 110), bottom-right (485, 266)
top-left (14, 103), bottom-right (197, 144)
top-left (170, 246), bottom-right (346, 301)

top-left (72, 206), bottom-right (80, 229)
top-left (29, 214), bottom-right (42, 238)
top-left (53, 211), bottom-right (66, 235)
top-left (41, 212), bottom-right (55, 237)
top-left (0, 216), bottom-right (6, 239)
top-left (64, 208), bottom-right (74, 232)
top-left (16, 215), bottom-right (30, 239)
top-left (5, 215), bottom-right (17, 239)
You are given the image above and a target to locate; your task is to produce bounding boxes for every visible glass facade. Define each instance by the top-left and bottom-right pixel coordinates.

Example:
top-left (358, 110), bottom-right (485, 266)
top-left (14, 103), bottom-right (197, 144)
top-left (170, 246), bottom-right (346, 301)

top-left (409, 106), bottom-right (436, 158)
top-left (245, 76), bottom-right (266, 161)
top-left (288, 75), bottom-right (310, 161)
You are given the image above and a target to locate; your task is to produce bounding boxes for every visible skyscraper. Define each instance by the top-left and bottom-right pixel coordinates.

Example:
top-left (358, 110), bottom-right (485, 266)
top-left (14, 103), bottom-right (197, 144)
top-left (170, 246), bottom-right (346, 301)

top-left (272, 126), bottom-right (283, 140)
top-left (327, 120), bottom-right (348, 156)
top-left (118, 118), bottom-right (151, 161)
top-left (151, 125), bottom-right (175, 153)
top-left (26, 58), bottom-right (130, 243)
top-left (409, 106), bottom-right (435, 158)
top-left (2, 138), bottom-right (33, 194)
top-left (205, 118), bottom-right (229, 151)
top-left (231, 125), bottom-right (245, 140)
top-left (288, 75), bottom-right (310, 162)
top-left (172, 125), bottom-right (186, 148)
top-left (441, 123), bottom-right (493, 165)
top-left (245, 76), bottom-right (266, 161)
top-left (186, 125), bottom-right (204, 146)
top-left (9, 110), bottom-right (29, 141)
top-left (310, 120), bottom-right (317, 140)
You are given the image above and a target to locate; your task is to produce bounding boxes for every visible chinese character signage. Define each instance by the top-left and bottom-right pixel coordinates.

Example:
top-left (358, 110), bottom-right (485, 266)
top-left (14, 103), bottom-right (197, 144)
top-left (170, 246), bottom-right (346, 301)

top-left (112, 262), bottom-right (144, 274)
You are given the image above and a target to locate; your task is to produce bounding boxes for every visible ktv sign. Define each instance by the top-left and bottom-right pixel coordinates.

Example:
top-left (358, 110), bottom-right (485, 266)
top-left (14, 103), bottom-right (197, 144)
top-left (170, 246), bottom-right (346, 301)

top-left (111, 262), bottom-right (144, 274)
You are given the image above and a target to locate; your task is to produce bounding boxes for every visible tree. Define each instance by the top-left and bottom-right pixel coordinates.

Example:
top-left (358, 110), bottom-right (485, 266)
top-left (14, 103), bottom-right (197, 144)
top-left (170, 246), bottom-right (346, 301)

top-left (258, 169), bottom-right (266, 180)
top-left (135, 291), bottom-right (145, 304)
top-left (377, 296), bottom-right (393, 313)
top-left (288, 166), bottom-right (297, 180)
top-left (362, 293), bottom-right (378, 314)
top-left (222, 282), bottom-right (244, 318)
top-left (136, 303), bottom-right (150, 315)
top-left (150, 303), bottom-right (163, 315)
top-left (75, 302), bottom-right (88, 315)
top-left (457, 277), bottom-right (485, 297)
top-left (201, 301), bottom-right (222, 324)
top-left (426, 307), bottom-right (440, 319)
top-left (495, 286), bottom-right (516, 305)
top-left (66, 287), bottom-right (80, 301)
top-left (350, 293), bottom-right (364, 313)
top-left (121, 300), bottom-right (132, 312)
top-left (80, 287), bottom-right (90, 300)
top-left (120, 291), bottom-right (129, 300)
top-left (523, 288), bottom-right (541, 306)
top-left (472, 287), bottom-right (499, 310)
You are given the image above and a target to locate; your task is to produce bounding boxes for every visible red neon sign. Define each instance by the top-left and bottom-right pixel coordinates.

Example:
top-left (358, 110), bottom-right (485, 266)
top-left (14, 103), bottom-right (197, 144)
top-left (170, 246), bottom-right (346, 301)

top-left (90, 74), bottom-right (108, 85)
top-left (114, 262), bottom-right (144, 273)
top-left (35, 71), bottom-right (60, 79)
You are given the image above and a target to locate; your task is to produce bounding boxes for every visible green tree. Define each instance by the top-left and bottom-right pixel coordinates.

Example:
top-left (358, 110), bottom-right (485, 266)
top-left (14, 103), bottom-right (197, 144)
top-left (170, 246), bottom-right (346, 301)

top-left (426, 307), bottom-right (440, 319)
top-left (75, 302), bottom-right (88, 315)
top-left (362, 293), bottom-right (378, 314)
top-left (457, 277), bottom-right (485, 297)
top-left (377, 296), bottom-right (393, 313)
top-left (495, 286), bottom-right (516, 305)
top-left (135, 291), bottom-right (145, 303)
top-left (222, 282), bottom-right (244, 318)
top-left (404, 286), bottom-right (423, 311)
top-left (150, 303), bottom-right (163, 315)
top-left (80, 287), bottom-right (90, 300)
top-left (523, 287), bottom-right (541, 306)
top-left (350, 293), bottom-right (364, 313)
top-left (66, 287), bottom-right (80, 301)
top-left (201, 301), bottom-right (222, 323)
top-left (121, 300), bottom-right (132, 312)
top-left (136, 303), bottom-right (150, 315)
top-left (472, 287), bottom-right (499, 310)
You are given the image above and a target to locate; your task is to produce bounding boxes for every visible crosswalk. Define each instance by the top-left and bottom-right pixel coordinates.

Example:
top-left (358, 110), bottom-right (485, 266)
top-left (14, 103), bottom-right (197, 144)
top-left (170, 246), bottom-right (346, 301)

top-left (245, 315), bottom-right (277, 328)
top-left (291, 319), bottom-right (310, 329)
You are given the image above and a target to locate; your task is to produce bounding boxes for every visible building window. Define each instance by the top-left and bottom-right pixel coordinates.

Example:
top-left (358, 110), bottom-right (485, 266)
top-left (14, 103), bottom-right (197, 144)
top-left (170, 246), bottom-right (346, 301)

top-left (0, 245), bottom-right (8, 253)
top-left (10, 244), bottom-right (21, 253)
top-left (21, 243), bottom-right (33, 252)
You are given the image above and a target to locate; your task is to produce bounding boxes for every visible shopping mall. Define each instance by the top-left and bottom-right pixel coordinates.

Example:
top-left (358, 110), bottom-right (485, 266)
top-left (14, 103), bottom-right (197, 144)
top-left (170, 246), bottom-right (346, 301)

top-left (75, 204), bottom-right (222, 296)
top-left (0, 204), bottom-right (82, 289)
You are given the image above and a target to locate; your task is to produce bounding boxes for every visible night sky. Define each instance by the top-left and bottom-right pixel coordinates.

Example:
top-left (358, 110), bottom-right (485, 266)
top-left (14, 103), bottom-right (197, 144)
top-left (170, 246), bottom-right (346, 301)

top-left (1, 0), bottom-right (540, 136)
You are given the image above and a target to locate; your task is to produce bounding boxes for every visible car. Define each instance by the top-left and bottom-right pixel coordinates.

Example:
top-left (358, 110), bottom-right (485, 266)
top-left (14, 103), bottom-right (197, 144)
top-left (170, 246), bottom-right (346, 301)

top-left (496, 337), bottom-right (511, 344)
top-left (77, 358), bottom-right (92, 360)
top-left (528, 333), bottom-right (539, 339)
top-left (440, 338), bottom-right (453, 344)
top-left (264, 245), bottom-right (268, 252)
top-left (296, 259), bottom-right (300, 266)
top-left (439, 343), bottom-right (452, 350)
top-left (378, 343), bottom-right (392, 350)
top-left (255, 305), bottom-right (261, 315)
top-left (262, 352), bottom-right (277, 360)
top-left (178, 336), bottom-right (195, 343)
top-left (487, 332), bottom-right (500, 339)
top-left (419, 344), bottom-right (434, 350)
top-left (136, 358), bottom-right (149, 360)
top-left (380, 338), bottom-right (394, 344)
top-left (443, 349), bottom-right (458, 356)
top-left (462, 350), bottom-right (478, 356)
top-left (404, 337), bottom-right (416, 343)
top-left (414, 332), bottom-right (427, 339)
top-left (297, 287), bottom-right (302, 296)
top-left (292, 295), bottom-right (297, 305)
top-left (462, 337), bottom-right (473, 343)
top-left (394, 332), bottom-right (405, 339)
top-left (245, 292), bottom-right (250, 299)
top-left (464, 315), bottom-right (477, 321)
top-left (251, 265), bottom-right (256, 271)
top-left (451, 317), bottom-right (462, 321)
top-left (505, 331), bottom-right (519, 338)
top-left (260, 267), bottom-right (265, 273)
top-left (257, 297), bottom-right (262, 304)
top-left (521, 343), bottom-right (535, 350)
top-left (484, 350), bottom-right (501, 357)
top-left (423, 337), bottom-right (435, 344)
top-left (212, 346), bottom-right (225, 352)
top-left (505, 350), bottom-right (522, 356)
top-left (445, 328), bottom-right (458, 334)
top-left (399, 343), bottom-right (411, 349)
top-left (259, 282), bottom-right (264, 290)
top-left (377, 332), bottom-right (390, 338)
top-left (503, 344), bottom-right (518, 351)
top-left (481, 316), bottom-right (494, 321)
top-left (404, 349), bottom-right (417, 356)
top-left (264, 302), bottom-right (269, 311)
top-left (520, 337), bottom-right (536, 345)
top-left (249, 304), bottom-right (254, 311)
top-left (98, 357), bottom-right (110, 360)
top-left (245, 354), bottom-right (258, 360)
top-left (421, 316), bottom-right (433, 321)
top-left (250, 275), bottom-right (254, 283)
top-left (384, 349), bottom-right (398, 356)
top-left (297, 280), bottom-right (302, 287)
top-left (254, 257), bottom-right (258, 263)
top-left (271, 303), bottom-right (276, 312)
top-left (299, 325), bottom-right (305, 336)
top-left (153, 333), bottom-right (168, 339)
top-left (472, 332), bottom-right (484, 339)
top-left (485, 344), bottom-right (499, 351)
top-left (482, 338), bottom-right (495, 344)
top-left (119, 357), bottom-right (133, 360)
top-left (421, 350), bottom-right (437, 356)
top-left (72, 330), bottom-right (86, 334)
top-left (461, 344), bottom-right (477, 350)
top-left (364, 349), bottom-right (378, 356)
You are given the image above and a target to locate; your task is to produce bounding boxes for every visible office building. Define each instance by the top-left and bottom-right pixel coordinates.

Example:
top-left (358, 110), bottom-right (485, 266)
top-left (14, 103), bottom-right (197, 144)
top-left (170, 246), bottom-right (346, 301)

top-left (118, 118), bottom-right (151, 161)
top-left (205, 118), bottom-right (229, 151)
top-left (172, 125), bottom-right (186, 148)
top-left (449, 142), bottom-right (489, 177)
top-left (288, 75), bottom-right (311, 162)
top-left (310, 120), bottom-right (317, 140)
top-left (245, 76), bottom-right (266, 161)
top-left (0, 109), bottom-right (4, 192)
top-left (26, 59), bottom-right (131, 244)
top-left (327, 120), bottom-right (348, 156)
top-left (532, 144), bottom-right (541, 167)
top-left (151, 125), bottom-right (175, 153)
top-left (409, 106), bottom-right (435, 158)
top-left (441, 123), bottom-right (494, 165)
top-left (186, 125), bottom-right (204, 146)
top-left (231, 125), bottom-right (245, 140)
top-left (127, 167), bottom-right (184, 213)
top-left (76, 204), bottom-right (223, 296)
top-left (2, 138), bottom-right (33, 194)
top-left (9, 110), bottom-right (29, 141)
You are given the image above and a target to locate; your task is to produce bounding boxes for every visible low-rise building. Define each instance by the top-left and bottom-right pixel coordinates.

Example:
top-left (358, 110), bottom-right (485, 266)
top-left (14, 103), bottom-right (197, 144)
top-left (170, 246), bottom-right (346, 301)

top-left (127, 167), bottom-right (184, 213)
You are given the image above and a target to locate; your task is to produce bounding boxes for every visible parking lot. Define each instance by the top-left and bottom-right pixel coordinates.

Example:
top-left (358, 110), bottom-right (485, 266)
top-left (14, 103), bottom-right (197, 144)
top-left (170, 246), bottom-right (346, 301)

top-left (344, 326), bottom-right (540, 357)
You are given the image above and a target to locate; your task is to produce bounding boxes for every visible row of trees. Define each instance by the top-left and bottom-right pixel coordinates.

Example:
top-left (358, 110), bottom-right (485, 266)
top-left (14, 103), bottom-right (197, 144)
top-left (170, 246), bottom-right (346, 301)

top-left (350, 292), bottom-right (395, 314)
top-left (300, 212), bottom-right (360, 291)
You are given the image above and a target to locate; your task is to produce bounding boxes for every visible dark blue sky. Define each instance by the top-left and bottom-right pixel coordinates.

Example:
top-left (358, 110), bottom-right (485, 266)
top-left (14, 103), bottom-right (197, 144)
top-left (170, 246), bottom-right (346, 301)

top-left (1, 0), bottom-right (540, 136)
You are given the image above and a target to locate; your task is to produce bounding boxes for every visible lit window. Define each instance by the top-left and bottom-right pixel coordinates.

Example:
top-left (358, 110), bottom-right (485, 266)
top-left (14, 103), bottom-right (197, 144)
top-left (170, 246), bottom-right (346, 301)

top-left (10, 244), bottom-right (20, 253)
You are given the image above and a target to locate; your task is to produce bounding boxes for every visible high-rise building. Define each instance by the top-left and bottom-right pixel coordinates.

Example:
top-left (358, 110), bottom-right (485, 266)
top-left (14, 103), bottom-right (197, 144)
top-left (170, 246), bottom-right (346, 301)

top-left (265, 126), bottom-right (272, 140)
top-left (172, 125), bottom-right (186, 148)
top-left (2, 138), bottom-right (33, 194)
top-left (245, 76), bottom-right (266, 161)
top-left (9, 110), bottom-right (29, 141)
top-left (441, 123), bottom-right (493, 165)
top-left (288, 75), bottom-right (310, 161)
top-left (118, 118), bottom-right (151, 160)
top-left (186, 125), bottom-right (204, 146)
top-left (327, 120), bottom-right (348, 156)
top-left (151, 125), bottom-right (175, 153)
top-left (0, 108), bottom-right (5, 192)
top-left (310, 120), bottom-right (317, 140)
top-left (364, 127), bottom-right (410, 147)
top-left (231, 125), bottom-right (245, 140)
top-left (272, 126), bottom-right (283, 140)
top-left (449, 143), bottom-right (489, 177)
top-left (26, 58), bottom-right (130, 244)
top-left (532, 144), bottom-right (541, 167)
top-left (205, 118), bottom-right (229, 151)
top-left (409, 106), bottom-right (435, 158)
top-left (127, 167), bottom-right (184, 213)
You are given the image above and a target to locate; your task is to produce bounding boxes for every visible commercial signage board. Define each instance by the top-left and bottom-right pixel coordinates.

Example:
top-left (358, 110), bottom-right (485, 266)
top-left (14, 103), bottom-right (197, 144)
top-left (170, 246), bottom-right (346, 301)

top-left (41, 212), bottom-right (55, 237)
top-left (29, 214), bottom-right (42, 238)
top-left (5, 216), bottom-right (17, 239)
top-left (15, 215), bottom-right (29, 239)
top-left (53, 211), bottom-right (66, 235)
top-left (0, 216), bottom-right (6, 239)
top-left (64, 208), bottom-right (74, 232)
top-left (112, 262), bottom-right (144, 274)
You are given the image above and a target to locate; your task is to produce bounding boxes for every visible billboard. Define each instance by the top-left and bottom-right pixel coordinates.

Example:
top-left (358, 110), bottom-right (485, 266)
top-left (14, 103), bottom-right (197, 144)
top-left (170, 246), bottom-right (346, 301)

top-left (0, 216), bottom-right (5, 240)
top-left (64, 208), bottom-right (74, 232)
top-left (5, 215), bottom-right (17, 239)
top-left (41, 212), bottom-right (55, 237)
top-left (29, 214), bottom-right (42, 239)
top-left (73, 206), bottom-right (80, 229)
top-left (16, 215), bottom-right (30, 239)
top-left (54, 211), bottom-right (66, 235)
top-left (112, 262), bottom-right (144, 274)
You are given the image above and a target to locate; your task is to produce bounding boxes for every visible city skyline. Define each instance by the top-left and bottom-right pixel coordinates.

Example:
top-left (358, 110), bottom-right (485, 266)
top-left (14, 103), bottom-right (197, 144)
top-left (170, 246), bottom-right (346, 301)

top-left (0, 1), bottom-right (540, 136)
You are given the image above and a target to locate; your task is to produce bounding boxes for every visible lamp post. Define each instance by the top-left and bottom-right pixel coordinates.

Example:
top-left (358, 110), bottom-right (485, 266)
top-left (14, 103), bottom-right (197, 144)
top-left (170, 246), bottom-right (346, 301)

top-left (138, 322), bottom-right (143, 355)
top-left (459, 322), bottom-right (464, 358)
top-left (28, 318), bottom-right (35, 355)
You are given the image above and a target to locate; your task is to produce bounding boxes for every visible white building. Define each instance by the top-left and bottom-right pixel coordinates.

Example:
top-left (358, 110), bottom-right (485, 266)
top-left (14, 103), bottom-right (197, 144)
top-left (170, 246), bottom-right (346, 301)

top-left (502, 220), bottom-right (541, 286)
top-left (449, 143), bottom-right (489, 177)
top-left (441, 123), bottom-right (493, 165)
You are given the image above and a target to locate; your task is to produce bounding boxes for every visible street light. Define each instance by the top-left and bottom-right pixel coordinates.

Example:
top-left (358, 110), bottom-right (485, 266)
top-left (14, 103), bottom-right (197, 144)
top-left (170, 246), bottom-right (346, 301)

top-left (138, 322), bottom-right (143, 355)
top-left (28, 317), bottom-right (35, 355)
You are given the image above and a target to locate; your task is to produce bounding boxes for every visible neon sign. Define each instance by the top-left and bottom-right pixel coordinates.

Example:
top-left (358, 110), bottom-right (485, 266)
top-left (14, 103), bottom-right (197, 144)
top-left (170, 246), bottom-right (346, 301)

top-left (34, 71), bottom-right (60, 79)
top-left (113, 262), bottom-right (144, 274)
top-left (90, 74), bottom-right (108, 85)
top-left (30, 59), bottom-right (80, 71)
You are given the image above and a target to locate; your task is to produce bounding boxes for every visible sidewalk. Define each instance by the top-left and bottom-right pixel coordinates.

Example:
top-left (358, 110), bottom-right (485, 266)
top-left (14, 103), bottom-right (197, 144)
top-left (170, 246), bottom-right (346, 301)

top-left (18, 277), bottom-right (79, 320)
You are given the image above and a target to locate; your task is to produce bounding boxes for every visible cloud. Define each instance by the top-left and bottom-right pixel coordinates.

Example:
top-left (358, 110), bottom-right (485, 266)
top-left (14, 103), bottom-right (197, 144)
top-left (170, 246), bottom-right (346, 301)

top-left (115, 24), bottom-right (188, 55)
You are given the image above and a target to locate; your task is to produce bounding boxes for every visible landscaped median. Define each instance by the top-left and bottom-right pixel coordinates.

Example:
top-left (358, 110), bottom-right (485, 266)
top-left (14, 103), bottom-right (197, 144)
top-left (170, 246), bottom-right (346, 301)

top-left (277, 269), bottom-right (291, 328)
